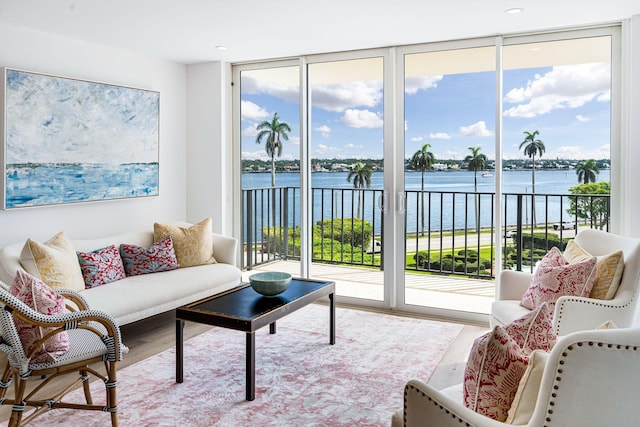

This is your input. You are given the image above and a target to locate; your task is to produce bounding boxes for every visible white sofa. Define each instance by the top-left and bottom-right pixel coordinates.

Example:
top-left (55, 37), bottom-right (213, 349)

top-left (0, 224), bottom-right (242, 326)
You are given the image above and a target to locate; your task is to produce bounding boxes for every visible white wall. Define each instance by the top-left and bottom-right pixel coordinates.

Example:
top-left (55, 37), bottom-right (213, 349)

top-left (0, 24), bottom-right (187, 247)
top-left (625, 15), bottom-right (640, 239)
top-left (185, 62), bottom-right (233, 236)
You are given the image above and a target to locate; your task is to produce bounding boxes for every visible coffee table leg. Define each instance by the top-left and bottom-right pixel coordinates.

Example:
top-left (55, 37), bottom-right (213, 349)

top-left (246, 332), bottom-right (255, 401)
top-left (176, 319), bottom-right (184, 383)
top-left (329, 292), bottom-right (335, 345)
top-left (269, 322), bottom-right (276, 334)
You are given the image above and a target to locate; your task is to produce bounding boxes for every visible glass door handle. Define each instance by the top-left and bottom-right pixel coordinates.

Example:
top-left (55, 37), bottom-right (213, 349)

top-left (397, 192), bottom-right (406, 214)
top-left (378, 191), bottom-right (389, 214)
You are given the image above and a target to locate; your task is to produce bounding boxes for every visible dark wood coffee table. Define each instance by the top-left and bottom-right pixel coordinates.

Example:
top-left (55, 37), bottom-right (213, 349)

top-left (175, 277), bottom-right (335, 400)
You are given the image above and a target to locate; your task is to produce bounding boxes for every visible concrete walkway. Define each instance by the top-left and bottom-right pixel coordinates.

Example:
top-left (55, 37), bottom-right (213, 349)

top-left (243, 260), bottom-right (495, 314)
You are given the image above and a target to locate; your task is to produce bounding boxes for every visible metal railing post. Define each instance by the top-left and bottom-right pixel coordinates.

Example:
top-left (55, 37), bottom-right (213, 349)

top-left (516, 194), bottom-right (523, 271)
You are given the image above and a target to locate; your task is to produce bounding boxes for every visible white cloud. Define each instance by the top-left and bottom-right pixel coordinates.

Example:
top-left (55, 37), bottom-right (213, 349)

top-left (242, 149), bottom-right (269, 161)
top-left (460, 121), bottom-right (494, 137)
top-left (576, 115), bottom-right (590, 122)
top-left (503, 63), bottom-right (610, 118)
top-left (405, 76), bottom-right (443, 94)
top-left (241, 100), bottom-right (269, 121)
top-left (429, 132), bottom-right (451, 140)
top-left (345, 143), bottom-right (364, 149)
top-left (315, 125), bottom-right (331, 138)
top-left (340, 109), bottom-right (383, 128)
top-left (546, 144), bottom-right (610, 160)
top-left (311, 81), bottom-right (382, 112)
top-left (289, 136), bottom-right (300, 145)
top-left (241, 76), bottom-right (299, 103)
top-left (410, 136), bottom-right (424, 142)
top-left (315, 144), bottom-right (342, 156)
top-left (242, 123), bottom-right (258, 137)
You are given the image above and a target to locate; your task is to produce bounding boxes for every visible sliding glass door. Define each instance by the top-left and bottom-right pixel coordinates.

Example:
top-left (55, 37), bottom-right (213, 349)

top-left (307, 55), bottom-right (386, 302)
top-left (398, 42), bottom-right (497, 320)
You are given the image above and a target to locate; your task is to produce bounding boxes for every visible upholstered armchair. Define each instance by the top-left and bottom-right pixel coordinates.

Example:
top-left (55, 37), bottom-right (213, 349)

top-left (492, 229), bottom-right (640, 335)
top-left (394, 327), bottom-right (640, 427)
top-left (0, 284), bottom-right (126, 426)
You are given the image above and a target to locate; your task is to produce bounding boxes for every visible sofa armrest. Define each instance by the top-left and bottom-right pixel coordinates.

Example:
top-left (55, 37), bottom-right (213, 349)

top-left (212, 233), bottom-right (238, 267)
top-left (497, 270), bottom-right (532, 301)
top-left (403, 380), bottom-right (508, 427)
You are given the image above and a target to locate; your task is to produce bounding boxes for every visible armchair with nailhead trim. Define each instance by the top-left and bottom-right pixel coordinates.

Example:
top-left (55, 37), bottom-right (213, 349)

top-left (491, 229), bottom-right (640, 336)
top-left (392, 327), bottom-right (640, 427)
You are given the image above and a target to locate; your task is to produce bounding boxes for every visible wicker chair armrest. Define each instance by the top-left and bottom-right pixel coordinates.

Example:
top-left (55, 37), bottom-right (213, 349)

top-left (2, 291), bottom-right (124, 361)
top-left (54, 288), bottom-right (90, 311)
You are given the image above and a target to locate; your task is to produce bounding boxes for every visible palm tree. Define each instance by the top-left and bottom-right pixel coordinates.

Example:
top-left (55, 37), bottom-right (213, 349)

top-left (576, 159), bottom-right (600, 184)
top-left (255, 112), bottom-right (292, 187)
top-left (464, 146), bottom-right (487, 192)
top-left (347, 162), bottom-right (372, 219)
top-left (519, 130), bottom-right (545, 194)
top-left (465, 146), bottom-right (487, 232)
top-left (410, 143), bottom-right (435, 236)
top-left (519, 130), bottom-right (545, 226)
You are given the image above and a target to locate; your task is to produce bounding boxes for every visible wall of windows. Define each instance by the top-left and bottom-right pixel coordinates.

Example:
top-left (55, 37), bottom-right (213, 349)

top-left (233, 25), bottom-right (620, 319)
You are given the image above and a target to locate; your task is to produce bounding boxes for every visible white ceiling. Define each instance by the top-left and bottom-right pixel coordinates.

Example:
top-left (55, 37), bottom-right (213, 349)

top-left (0, 0), bottom-right (639, 65)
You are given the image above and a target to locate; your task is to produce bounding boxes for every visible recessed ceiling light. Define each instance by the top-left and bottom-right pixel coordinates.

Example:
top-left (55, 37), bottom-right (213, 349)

top-left (505, 8), bottom-right (524, 14)
top-left (215, 45), bottom-right (229, 50)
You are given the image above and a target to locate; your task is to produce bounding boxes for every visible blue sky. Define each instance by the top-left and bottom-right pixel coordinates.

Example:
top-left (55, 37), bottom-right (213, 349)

top-left (241, 61), bottom-right (611, 163)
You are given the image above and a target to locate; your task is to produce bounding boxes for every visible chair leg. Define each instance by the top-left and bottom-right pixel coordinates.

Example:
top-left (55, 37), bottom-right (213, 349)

top-left (9, 371), bottom-right (27, 427)
top-left (105, 361), bottom-right (118, 427)
top-left (0, 361), bottom-right (12, 400)
top-left (81, 368), bottom-right (93, 404)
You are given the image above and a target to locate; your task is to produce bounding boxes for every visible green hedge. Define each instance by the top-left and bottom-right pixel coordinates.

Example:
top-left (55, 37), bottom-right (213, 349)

top-left (413, 249), bottom-right (492, 274)
top-left (316, 218), bottom-right (373, 248)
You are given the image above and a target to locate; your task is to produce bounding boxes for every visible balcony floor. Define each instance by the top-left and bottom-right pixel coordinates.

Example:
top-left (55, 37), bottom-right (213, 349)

top-left (242, 260), bottom-right (495, 315)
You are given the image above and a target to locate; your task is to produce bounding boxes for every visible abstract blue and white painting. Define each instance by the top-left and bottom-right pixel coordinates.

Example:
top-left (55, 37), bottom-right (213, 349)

top-left (2, 68), bottom-right (159, 209)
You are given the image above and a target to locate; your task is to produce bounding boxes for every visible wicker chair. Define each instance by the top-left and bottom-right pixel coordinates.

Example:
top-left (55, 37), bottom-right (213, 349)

top-left (0, 285), bottom-right (126, 426)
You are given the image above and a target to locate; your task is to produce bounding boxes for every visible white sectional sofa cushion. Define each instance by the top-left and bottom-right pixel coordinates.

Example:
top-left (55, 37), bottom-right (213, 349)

top-left (0, 223), bottom-right (242, 327)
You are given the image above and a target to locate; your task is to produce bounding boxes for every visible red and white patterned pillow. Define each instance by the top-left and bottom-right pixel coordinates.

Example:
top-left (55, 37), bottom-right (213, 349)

top-left (463, 326), bottom-right (529, 421)
top-left (521, 247), bottom-right (597, 310)
top-left (77, 245), bottom-right (126, 288)
top-left (504, 303), bottom-right (556, 353)
top-left (9, 270), bottom-right (70, 363)
top-left (120, 235), bottom-right (179, 276)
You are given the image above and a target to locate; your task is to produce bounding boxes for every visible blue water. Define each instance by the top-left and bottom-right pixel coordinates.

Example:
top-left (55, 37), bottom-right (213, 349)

top-left (5, 163), bottom-right (159, 208)
top-left (242, 169), bottom-right (610, 242)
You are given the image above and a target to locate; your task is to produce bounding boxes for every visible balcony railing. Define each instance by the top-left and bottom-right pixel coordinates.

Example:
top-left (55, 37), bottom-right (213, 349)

top-left (241, 186), bottom-right (610, 278)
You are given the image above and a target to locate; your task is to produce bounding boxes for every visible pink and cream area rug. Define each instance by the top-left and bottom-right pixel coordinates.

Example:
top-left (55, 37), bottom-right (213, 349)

top-left (30, 304), bottom-right (462, 426)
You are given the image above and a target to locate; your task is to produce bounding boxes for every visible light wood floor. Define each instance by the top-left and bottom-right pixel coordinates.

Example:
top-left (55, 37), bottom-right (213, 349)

top-left (0, 304), bottom-right (488, 423)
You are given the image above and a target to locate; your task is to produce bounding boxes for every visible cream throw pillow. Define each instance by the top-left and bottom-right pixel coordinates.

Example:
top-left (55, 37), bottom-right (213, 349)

top-left (19, 231), bottom-right (85, 291)
top-left (564, 240), bottom-right (624, 300)
top-left (153, 218), bottom-right (216, 267)
top-left (506, 350), bottom-right (549, 424)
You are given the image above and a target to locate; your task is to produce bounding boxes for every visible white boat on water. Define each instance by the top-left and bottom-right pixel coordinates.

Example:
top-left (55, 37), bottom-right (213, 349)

top-left (482, 172), bottom-right (493, 177)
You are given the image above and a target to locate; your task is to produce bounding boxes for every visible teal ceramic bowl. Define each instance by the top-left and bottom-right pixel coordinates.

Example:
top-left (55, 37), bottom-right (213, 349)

top-left (249, 272), bottom-right (292, 297)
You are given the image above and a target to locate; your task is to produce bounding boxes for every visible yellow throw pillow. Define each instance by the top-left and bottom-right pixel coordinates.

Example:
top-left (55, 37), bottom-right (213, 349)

top-left (19, 231), bottom-right (85, 291)
top-left (153, 218), bottom-right (217, 268)
top-left (506, 350), bottom-right (549, 424)
top-left (564, 240), bottom-right (624, 300)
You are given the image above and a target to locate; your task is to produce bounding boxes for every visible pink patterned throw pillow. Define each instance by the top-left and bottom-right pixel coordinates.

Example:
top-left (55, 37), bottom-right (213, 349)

top-left (120, 235), bottom-right (179, 276)
top-left (521, 247), bottom-right (597, 310)
top-left (463, 326), bottom-right (529, 422)
top-left (77, 245), bottom-right (126, 288)
top-left (9, 270), bottom-right (70, 363)
top-left (504, 303), bottom-right (556, 353)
